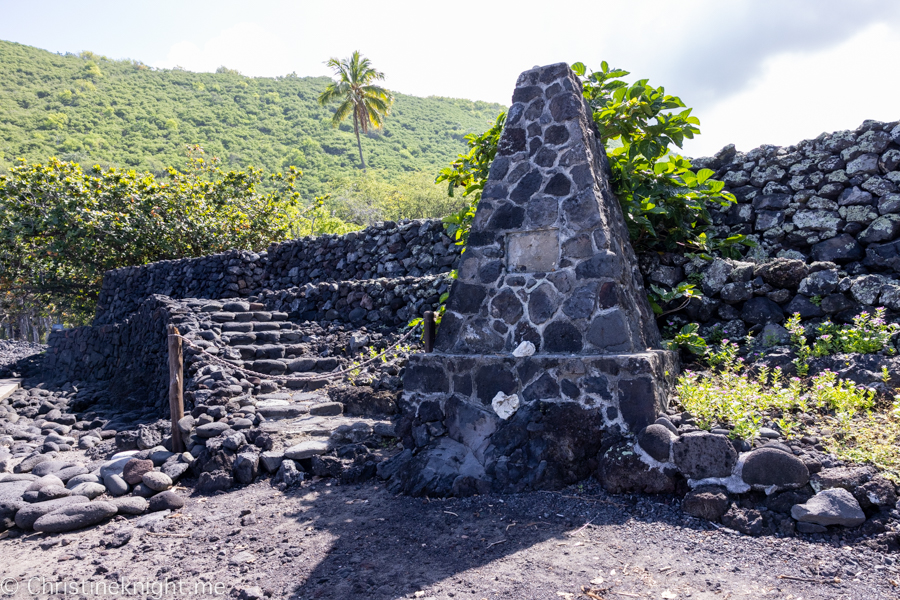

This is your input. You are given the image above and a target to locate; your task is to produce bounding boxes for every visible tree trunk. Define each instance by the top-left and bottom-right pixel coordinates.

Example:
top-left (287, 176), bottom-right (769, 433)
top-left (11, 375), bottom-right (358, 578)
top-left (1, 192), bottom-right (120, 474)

top-left (353, 111), bottom-right (366, 170)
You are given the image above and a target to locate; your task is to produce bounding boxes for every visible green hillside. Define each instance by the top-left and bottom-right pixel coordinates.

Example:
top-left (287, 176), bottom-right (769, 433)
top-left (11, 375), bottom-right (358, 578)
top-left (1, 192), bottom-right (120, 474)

top-left (0, 40), bottom-right (505, 198)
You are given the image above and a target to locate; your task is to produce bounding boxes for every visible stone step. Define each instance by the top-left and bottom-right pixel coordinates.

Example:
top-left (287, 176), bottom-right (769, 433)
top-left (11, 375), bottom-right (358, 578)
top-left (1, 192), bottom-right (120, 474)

top-left (209, 311), bottom-right (289, 324)
top-left (220, 321), bottom-right (294, 333)
top-left (242, 357), bottom-right (341, 376)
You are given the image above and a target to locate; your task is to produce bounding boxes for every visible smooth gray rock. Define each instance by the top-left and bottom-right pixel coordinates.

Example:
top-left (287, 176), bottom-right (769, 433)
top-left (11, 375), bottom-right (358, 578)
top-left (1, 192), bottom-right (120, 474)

top-left (791, 488), bottom-right (865, 527)
top-left (14, 496), bottom-right (90, 530)
top-left (32, 485), bottom-right (72, 502)
top-left (148, 490), bottom-right (185, 512)
top-left (132, 483), bottom-right (156, 498)
top-left (66, 473), bottom-right (102, 489)
top-left (14, 454), bottom-right (55, 474)
top-left (0, 480), bottom-right (31, 527)
top-left (27, 474), bottom-right (64, 492)
top-left (141, 471), bottom-right (173, 492)
top-left (109, 496), bottom-right (148, 515)
top-left (53, 465), bottom-right (89, 483)
top-left (33, 501), bottom-right (117, 533)
top-left (103, 474), bottom-right (130, 497)
top-left (31, 460), bottom-right (72, 477)
top-left (149, 449), bottom-right (175, 466)
top-left (69, 482), bottom-right (106, 500)
top-left (284, 440), bottom-right (329, 460)
top-left (255, 405), bottom-right (306, 420)
top-left (196, 422), bottom-right (231, 438)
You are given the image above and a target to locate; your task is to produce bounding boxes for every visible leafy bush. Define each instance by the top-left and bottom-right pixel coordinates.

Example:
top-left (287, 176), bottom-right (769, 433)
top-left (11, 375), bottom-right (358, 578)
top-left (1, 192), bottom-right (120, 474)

top-left (0, 147), bottom-right (299, 322)
top-left (573, 62), bottom-right (738, 252)
top-left (437, 113), bottom-right (506, 247)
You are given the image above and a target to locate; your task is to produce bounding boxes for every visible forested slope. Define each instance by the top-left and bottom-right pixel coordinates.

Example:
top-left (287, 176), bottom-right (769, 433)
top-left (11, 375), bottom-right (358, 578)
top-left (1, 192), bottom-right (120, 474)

top-left (0, 40), bottom-right (505, 197)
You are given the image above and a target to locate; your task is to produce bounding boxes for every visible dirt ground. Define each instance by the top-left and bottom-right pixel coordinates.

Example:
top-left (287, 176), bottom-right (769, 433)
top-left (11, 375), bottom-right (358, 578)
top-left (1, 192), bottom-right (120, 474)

top-left (2, 477), bottom-right (897, 600)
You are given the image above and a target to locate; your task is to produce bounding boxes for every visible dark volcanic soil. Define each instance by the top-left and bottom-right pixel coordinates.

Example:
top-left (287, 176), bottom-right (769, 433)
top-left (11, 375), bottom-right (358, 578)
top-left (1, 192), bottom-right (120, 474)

top-left (3, 477), bottom-right (897, 600)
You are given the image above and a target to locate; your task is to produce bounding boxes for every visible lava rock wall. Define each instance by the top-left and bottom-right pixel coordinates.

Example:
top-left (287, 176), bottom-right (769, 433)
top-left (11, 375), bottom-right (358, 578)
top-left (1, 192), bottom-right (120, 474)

top-left (648, 119), bottom-right (900, 339)
top-left (94, 219), bottom-right (460, 325)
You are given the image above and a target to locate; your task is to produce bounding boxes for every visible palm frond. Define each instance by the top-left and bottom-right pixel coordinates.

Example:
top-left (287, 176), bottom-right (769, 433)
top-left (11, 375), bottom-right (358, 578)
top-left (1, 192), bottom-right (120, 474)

top-left (331, 99), bottom-right (353, 127)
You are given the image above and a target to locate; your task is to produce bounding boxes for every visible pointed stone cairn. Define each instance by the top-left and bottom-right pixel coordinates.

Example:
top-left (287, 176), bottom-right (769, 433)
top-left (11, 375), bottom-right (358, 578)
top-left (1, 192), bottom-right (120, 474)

top-left (389, 63), bottom-right (678, 496)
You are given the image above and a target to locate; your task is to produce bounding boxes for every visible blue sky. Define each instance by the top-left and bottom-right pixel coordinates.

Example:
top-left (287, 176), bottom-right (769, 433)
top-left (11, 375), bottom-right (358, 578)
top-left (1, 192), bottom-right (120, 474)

top-left (2, 0), bottom-right (898, 156)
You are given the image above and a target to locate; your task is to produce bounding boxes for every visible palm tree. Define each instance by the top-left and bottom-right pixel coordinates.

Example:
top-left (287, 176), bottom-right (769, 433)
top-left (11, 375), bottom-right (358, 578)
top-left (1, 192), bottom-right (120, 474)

top-left (318, 51), bottom-right (393, 170)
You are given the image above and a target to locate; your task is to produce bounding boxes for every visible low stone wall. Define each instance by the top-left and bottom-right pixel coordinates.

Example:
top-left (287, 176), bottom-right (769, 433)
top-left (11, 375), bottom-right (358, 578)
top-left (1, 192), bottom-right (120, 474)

top-left (43, 295), bottom-right (177, 409)
top-left (257, 275), bottom-right (451, 327)
top-left (94, 219), bottom-right (460, 325)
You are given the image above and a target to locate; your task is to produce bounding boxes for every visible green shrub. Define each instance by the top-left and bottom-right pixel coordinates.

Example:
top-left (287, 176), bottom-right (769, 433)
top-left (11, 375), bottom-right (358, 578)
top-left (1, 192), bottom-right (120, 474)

top-left (676, 342), bottom-right (876, 440)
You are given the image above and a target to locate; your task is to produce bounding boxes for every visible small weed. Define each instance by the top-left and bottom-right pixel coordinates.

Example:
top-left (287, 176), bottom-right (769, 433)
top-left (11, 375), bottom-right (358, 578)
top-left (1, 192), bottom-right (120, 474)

top-left (665, 323), bottom-right (707, 356)
top-left (676, 341), bottom-right (876, 441)
top-left (788, 309), bottom-right (899, 359)
top-left (810, 295), bottom-right (823, 307)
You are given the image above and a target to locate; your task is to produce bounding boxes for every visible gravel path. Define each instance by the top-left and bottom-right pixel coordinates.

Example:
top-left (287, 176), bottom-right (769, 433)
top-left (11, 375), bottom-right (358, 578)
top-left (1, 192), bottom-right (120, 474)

top-left (2, 478), bottom-right (896, 600)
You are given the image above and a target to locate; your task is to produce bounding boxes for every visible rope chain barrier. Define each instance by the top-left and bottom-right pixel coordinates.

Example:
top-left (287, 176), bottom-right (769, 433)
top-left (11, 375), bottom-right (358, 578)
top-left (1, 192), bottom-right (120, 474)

top-left (171, 325), bottom-right (418, 383)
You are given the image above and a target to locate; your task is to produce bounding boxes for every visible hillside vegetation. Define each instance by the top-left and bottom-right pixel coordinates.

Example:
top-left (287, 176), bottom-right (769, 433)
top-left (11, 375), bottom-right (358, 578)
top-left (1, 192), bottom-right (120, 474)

top-left (0, 40), bottom-right (505, 199)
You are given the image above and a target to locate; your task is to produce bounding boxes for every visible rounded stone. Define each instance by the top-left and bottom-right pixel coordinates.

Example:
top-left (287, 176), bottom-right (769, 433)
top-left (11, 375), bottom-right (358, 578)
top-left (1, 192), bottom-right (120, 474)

top-left (672, 432), bottom-right (737, 480)
top-left (132, 483), bottom-right (156, 498)
top-left (14, 496), bottom-right (90, 530)
top-left (33, 501), bottom-right (117, 533)
top-left (66, 474), bottom-right (102, 489)
top-left (637, 425), bottom-right (675, 462)
top-left (141, 471), bottom-right (173, 492)
top-left (196, 422), bottom-right (231, 439)
top-left (102, 473), bottom-right (130, 497)
top-left (69, 482), bottom-right (106, 500)
top-left (122, 458), bottom-right (155, 485)
top-left (742, 447), bottom-right (810, 488)
top-left (26, 475), bottom-right (64, 492)
top-left (148, 490), bottom-right (185, 512)
top-left (34, 484), bottom-right (73, 501)
top-left (109, 496), bottom-right (148, 515)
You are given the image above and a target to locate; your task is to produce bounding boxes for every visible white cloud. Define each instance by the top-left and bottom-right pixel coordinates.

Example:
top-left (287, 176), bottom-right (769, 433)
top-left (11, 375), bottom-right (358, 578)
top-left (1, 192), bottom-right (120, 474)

top-left (681, 21), bottom-right (900, 157)
top-left (152, 22), bottom-right (294, 76)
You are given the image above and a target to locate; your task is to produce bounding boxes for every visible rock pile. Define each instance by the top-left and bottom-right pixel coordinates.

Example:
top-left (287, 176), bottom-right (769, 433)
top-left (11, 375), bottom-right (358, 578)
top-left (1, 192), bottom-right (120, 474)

top-left (1, 371), bottom-right (404, 536)
top-left (598, 409), bottom-right (900, 537)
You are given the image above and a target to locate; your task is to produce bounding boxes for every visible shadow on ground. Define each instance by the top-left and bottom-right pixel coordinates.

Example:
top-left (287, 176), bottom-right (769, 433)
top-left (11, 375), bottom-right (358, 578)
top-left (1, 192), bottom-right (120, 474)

top-left (279, 482), bottom-right (642, 600)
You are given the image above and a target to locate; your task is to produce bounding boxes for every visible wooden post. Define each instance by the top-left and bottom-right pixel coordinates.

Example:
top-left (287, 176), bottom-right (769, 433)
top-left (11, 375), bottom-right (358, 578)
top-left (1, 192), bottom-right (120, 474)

top-left (167, 324), bottom-right (185, 453)
top-left (423, 311), bottom-right (436, 353)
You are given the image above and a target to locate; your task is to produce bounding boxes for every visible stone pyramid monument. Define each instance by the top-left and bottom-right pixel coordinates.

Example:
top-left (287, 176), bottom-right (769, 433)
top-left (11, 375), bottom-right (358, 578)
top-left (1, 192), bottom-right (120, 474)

top-left (382, 63), bottom-right (678, 497)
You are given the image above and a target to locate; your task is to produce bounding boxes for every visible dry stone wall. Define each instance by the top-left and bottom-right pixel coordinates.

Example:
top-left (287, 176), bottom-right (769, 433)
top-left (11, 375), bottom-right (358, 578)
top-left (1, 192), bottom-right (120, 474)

top-left (644, 119), bottom-right (900, 343)
top-left (94, 219), bottom-right (459, 325)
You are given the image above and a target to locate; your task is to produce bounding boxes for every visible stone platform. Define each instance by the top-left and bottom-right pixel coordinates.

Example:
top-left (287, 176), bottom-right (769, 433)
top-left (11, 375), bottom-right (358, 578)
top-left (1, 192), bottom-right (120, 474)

top-left (404, 350), bottom-right (678, 433)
